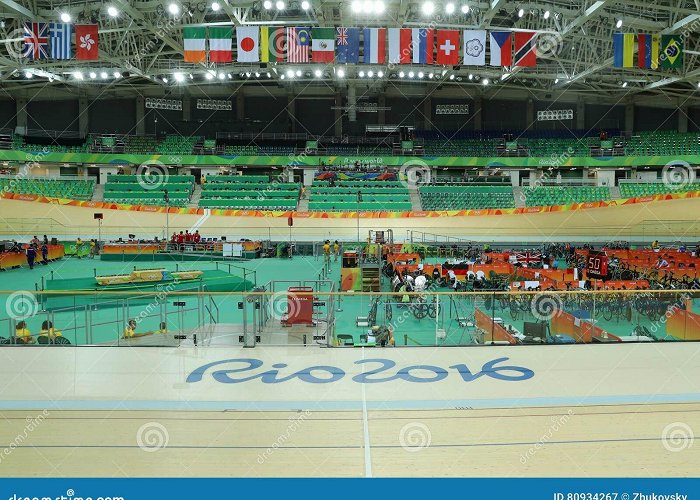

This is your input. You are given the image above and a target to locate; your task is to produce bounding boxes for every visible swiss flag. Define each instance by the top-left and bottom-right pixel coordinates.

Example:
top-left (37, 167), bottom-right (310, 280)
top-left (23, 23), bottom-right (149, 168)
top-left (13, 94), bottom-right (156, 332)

top-left (436, 30), bottom-right (460, 65)
top-left (76, 24), bottom-right (98, 60)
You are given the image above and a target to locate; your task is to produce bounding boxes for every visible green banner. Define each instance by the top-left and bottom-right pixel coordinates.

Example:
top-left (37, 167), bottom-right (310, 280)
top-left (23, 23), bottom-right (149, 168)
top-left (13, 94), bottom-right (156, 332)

top-left (3, 149), bottom-right (698, 168)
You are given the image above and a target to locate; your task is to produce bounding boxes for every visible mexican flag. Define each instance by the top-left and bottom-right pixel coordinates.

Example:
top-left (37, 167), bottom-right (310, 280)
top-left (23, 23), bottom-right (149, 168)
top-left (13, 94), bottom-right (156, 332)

top-left (260, 26), bottom-right (285, 63)
top-left (209, 27), bottom-right (232, 62)
top-left (183, 26), bottom-right (205, 63)
top-left (311, 28), bottom-right (335, 62)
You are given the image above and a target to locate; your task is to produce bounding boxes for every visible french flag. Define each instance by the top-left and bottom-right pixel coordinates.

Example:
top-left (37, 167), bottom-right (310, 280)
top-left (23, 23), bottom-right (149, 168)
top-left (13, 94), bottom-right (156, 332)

top-left (388, 28), bottom-right (412, 64)
top-left (490, 31), bottom-right (512, 66)
top-left (363, 28), bottom-right (386, 64)
top-left (411, 28), bottom-right (433, 64)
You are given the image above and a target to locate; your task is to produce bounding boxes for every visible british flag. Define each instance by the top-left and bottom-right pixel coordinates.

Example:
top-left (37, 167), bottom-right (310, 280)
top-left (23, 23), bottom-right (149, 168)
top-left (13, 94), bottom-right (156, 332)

top-left (511, 252), bottom-right (543, 266)
top-left (23, 22), bottom-right (49, 60)
top-left (337, 27), bottom-right (348, 45)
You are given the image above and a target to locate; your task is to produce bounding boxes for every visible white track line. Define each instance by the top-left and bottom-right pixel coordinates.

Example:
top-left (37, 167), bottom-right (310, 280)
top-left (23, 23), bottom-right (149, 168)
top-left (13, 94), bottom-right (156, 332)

top-left (361, 347), bottom-right (373, 478)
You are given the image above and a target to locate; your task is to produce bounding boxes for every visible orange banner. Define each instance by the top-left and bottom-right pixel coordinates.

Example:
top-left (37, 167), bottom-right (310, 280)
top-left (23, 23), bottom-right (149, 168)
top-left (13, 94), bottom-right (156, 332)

top-left (2, 190), bottom-right (699, 218)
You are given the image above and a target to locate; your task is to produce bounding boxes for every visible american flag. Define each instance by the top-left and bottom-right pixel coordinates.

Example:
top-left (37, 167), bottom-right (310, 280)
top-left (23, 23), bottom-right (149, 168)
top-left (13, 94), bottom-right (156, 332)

top-left (287, 27), bottom-right (310, 63)
top-left (49, 23), bottom-right (72, 60)
top-left (23, 22), bottom-right (49, 60)
top-left (336, 27), bottom-right (348, 45)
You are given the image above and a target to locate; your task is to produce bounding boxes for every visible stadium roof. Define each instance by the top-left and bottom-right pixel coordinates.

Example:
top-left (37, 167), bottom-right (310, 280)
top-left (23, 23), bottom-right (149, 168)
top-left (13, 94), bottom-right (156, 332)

top-left (0, 0), bottom-right (699, 102)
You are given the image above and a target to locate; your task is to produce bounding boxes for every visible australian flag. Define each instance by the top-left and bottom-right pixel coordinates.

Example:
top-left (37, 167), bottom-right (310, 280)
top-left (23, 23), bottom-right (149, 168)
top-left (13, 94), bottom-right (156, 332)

top-left (23, 22), bottom-right (49, 60)
top-left (336, 27), bottom-right (359, 63)
top-left (49, 23), bottom-right (72, 59)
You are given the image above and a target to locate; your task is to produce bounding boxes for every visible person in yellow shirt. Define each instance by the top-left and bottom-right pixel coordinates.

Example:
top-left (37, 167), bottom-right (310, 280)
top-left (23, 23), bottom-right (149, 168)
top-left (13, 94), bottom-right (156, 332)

top-left (123, 319), bottom-right (157, 339)
top-left (39, 320), bottom-right (63, 344)
top-left (322, 240), bottom-right (331, 268)
top-left (75, 237), bottom-right (83, 259)
top-left (14, 321), bottom-right (34, 344)
top-left (333, 240), bottom-right (340, 262)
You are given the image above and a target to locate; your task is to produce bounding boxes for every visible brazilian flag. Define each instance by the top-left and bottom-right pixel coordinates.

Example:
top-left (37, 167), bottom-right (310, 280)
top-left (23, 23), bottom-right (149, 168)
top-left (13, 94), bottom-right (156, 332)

top-left (661, 34), bottom-right (683, 69)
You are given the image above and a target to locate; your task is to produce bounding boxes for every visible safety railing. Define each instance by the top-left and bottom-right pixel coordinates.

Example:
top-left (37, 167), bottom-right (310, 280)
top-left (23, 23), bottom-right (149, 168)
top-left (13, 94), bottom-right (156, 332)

top-left (0, 289), bottom-right (698, 348)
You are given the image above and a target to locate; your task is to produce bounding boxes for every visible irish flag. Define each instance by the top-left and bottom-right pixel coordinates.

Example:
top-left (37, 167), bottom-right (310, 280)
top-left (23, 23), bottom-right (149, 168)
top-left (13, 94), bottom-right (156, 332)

top-left (311, 28), bottom-right (335, 62)
top-left (209, 27), bottom-right (232, 63)
top-left (183, 26), bottom-right (205, 63)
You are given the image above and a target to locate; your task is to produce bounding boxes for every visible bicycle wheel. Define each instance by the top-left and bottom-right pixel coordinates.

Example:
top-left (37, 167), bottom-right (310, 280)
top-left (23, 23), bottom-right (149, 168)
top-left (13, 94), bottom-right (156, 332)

top-left (412, 302), bottom-right (428, 319)
top-left (385, 303), bottom-right (393, 321)
top-left (427, 302), bottom-right (437, 319)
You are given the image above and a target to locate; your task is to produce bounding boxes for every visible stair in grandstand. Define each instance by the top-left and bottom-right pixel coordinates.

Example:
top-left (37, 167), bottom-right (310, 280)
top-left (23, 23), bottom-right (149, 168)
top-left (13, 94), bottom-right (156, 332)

top-left (609, 186), bottom-right (621, 199)
top-left (512, 187), bottom-right (526, 208)
top-left (188, 185), bottom-right (202, 208)
top-left (409, 185), bottom-right (422, 211)
top-left (92, 183), bottom-right (105, 202)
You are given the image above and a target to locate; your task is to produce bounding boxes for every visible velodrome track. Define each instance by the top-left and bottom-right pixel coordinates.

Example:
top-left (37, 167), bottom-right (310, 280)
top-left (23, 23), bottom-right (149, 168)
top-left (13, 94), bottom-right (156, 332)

top-left (1, 195), bottom-right (700, 241)
top-left (0, 343), bottom-right (698, 477)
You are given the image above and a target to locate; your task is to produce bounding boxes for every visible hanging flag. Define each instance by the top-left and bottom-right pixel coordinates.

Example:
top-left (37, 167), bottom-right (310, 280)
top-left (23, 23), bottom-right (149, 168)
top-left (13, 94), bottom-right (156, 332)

top-left (436, 30), bottom-right (460, 65)
top-left (612, 33), bottom-right (634, 68)
top-left (463, 30), bottom-right (486, 66)
top-left (311, 28), bottom-right (335, 62)
top-left (235, 26), bottom-right (258, 62)
top-left (637, 33), bottom-right (660, 69)
top-left (209, 27), bottom-right (232, 63)
top-left (261, 27), bottom-right (285, 63)
top-left (49, 23), bottom-right (72, 60)
top-left (489, 31), bottom-right (512, 66)
top-left (23, 22), bottom-right (49, 60)
top-left (411, 28), bottom-right (433, 64)
top-left (287, 27), bottom-right (310, 63)
top-left (336, 27), bottom-right (360, 63)
top-left (183, 26), bottom-right (206, 63)
top-left (75, 24), bottom-right (99, 60)
top-left (514, 31), bottom-right (536, 67)
top-left (363, 28), bottom-right (386, 64)
top-left (388, 28), bottom-right (411, 64)
top-left (661, 34), bottom-right (683, 69)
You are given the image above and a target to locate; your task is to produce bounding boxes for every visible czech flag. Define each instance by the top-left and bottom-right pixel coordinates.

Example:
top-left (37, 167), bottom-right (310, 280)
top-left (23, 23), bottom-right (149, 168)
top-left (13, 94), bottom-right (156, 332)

top-left (489, 31), bottom-right (512, 66)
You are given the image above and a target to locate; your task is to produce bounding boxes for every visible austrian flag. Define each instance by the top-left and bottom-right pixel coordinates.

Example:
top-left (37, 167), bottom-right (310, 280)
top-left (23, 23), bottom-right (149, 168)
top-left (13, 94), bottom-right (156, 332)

top-left (75, 24), bottom-right (98, 60)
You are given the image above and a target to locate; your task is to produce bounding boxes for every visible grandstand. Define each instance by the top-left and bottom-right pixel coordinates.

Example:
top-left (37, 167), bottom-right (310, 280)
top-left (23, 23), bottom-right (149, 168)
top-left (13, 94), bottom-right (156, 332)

top-left (0, 177), bottom-right (94, 200)
top-left (309, 180), bottom-right (412, 211)
top-left (420, 185), bottom-right (516, 210)
top-left (200, 175), bottom-right (299, 210)
top-left (103, 174), bottom-right (194, 206)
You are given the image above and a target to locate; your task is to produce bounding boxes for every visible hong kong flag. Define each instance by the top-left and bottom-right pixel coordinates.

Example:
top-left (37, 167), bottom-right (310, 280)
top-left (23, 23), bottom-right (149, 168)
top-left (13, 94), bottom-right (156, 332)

top-left (75, 24), bottom-right (99, 60)
top-left (436, 30), bottom-right (460, 65)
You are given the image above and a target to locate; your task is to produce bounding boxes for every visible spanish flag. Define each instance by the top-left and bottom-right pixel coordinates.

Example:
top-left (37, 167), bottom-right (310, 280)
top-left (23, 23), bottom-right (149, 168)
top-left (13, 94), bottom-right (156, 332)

top-left (613, 32), bottom-right (635, 68)
top-left (637, 33), bottom-right (660, 69)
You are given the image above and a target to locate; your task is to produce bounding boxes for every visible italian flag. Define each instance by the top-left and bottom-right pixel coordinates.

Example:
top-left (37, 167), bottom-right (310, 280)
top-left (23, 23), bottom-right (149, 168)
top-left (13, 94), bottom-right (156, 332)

top-left (311, 28), bottom-right (335, 62)
top-left (183, 26), bottom-right (205, 63)
top-left (209, 27), bottom-right (232, 62)
top-left (260, 27), bottom-right (285, 63)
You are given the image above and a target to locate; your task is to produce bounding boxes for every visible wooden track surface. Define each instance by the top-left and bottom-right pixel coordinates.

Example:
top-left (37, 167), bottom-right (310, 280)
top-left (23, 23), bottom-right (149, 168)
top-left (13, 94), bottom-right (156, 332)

top-left (1, 404), bottom-right (697, 477)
